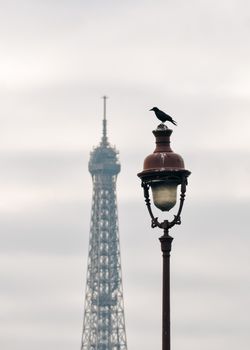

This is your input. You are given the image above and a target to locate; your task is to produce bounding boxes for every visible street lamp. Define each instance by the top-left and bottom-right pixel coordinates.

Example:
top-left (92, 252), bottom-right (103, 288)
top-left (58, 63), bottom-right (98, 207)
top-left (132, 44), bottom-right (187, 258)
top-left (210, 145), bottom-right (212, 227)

top-left (137, 123), bottom-right (191, 350)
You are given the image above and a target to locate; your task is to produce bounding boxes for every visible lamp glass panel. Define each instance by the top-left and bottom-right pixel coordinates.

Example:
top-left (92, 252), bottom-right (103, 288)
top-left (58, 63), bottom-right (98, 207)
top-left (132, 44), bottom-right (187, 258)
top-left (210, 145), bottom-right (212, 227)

top-left (151, 183), bottom-right (177, 211)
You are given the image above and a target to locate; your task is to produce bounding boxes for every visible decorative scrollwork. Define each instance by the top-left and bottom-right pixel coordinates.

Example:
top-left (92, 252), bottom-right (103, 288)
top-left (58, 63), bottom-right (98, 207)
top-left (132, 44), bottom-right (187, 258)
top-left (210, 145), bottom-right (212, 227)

top-left (141, 178), bottom-right (187, 233)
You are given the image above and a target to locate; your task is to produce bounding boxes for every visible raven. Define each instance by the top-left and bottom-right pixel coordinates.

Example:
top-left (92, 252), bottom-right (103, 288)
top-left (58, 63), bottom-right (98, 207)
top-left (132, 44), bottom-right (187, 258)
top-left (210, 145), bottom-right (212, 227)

top-left (150, 107), bottom-right (177, 126)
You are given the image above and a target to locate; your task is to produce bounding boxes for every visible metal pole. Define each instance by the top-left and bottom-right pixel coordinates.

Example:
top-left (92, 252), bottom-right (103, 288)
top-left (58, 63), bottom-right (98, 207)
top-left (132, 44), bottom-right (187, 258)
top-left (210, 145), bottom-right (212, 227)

top-left (159, 228), bottom-right (173, 350)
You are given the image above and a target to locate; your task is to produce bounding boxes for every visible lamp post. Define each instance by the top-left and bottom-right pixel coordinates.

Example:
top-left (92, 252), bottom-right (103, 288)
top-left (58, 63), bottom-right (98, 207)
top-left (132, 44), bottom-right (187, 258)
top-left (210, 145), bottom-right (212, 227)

top-left (137, 123), bottom-right (191, 350)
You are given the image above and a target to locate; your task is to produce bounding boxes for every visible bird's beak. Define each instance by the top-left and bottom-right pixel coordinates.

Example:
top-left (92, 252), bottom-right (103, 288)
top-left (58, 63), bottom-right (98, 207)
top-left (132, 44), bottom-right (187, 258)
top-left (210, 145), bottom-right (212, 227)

top-left (149, 108), bottom-right (153, 111)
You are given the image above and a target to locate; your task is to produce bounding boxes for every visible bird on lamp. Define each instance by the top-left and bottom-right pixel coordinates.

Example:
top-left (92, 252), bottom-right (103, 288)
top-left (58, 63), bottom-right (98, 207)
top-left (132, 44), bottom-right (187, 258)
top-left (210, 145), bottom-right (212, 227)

top-left (150, 107), bottom-right (177, 126)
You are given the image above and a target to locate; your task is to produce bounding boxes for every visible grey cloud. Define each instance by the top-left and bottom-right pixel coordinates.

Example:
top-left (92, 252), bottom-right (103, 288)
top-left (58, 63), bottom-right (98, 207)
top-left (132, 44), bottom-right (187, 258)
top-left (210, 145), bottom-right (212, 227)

top-left (0, 151), bottom-right (88, 186)
top-left (0, 200), bottom-right (90, 254)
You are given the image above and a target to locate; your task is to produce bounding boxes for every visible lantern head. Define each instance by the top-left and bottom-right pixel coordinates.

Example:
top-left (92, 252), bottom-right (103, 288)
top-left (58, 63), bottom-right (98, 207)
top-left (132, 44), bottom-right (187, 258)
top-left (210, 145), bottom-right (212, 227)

top-left (138, 124), bottom-right (190, 211)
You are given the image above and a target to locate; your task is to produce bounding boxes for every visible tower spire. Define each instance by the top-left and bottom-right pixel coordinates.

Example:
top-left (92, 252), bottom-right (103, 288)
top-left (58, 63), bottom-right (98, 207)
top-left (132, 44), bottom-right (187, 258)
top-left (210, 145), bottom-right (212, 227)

top-left (101, 95), bottom-right (108, 146)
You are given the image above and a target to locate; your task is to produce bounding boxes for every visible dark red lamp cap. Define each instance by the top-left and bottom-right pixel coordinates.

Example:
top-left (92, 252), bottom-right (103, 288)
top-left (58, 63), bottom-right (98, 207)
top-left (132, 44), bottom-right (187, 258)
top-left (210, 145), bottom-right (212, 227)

top-left (137, 124), bottom-right (191, 184)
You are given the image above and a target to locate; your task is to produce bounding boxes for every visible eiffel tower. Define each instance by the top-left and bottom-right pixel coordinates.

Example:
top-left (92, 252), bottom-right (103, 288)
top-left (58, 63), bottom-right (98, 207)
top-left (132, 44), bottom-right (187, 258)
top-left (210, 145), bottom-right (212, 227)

top-left (81, 97), bottom-right (128, 350)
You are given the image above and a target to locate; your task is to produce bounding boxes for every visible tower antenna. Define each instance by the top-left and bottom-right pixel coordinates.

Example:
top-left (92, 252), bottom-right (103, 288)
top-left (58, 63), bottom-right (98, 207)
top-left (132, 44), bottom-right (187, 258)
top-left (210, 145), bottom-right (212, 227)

top-left (102, 95), bottom-right (108, 146)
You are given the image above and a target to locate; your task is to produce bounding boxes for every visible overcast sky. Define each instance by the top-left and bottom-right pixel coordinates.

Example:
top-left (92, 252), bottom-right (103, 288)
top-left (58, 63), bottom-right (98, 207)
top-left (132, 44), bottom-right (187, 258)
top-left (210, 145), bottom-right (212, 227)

top-left (1, 1), bottom-right (250, 350)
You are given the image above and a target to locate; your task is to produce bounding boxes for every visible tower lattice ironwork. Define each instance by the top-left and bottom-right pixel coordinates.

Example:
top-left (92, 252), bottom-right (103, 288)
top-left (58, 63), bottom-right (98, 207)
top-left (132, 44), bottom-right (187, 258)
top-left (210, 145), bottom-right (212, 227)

top-left (81, 97), bottom-right (127, 350)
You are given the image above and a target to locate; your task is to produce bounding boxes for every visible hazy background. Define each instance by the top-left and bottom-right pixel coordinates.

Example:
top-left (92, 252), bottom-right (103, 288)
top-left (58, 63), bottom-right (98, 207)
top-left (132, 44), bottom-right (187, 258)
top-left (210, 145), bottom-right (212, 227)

top-left (1, 1), bottom-right (250, 349)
